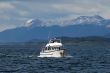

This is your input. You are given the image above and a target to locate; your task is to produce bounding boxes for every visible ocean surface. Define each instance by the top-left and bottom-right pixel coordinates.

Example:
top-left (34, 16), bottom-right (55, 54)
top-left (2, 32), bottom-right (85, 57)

top-left (0, 44), bottom-right (110, 73)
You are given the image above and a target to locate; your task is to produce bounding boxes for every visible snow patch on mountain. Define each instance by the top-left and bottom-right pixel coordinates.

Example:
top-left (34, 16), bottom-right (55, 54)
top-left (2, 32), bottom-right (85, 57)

top-left (25, 15), bottom-right (110, 28)
top-left (71, 15), bottom-right (105, 25)
top-left (25, 19), bottom-right (34, 27)
top-left (25, 19), bottom-right (44, 27)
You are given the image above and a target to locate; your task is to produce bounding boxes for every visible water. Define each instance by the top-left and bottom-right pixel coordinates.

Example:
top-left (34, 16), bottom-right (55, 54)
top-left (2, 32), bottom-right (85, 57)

top-left (0, 44), bottom-right (110, 73)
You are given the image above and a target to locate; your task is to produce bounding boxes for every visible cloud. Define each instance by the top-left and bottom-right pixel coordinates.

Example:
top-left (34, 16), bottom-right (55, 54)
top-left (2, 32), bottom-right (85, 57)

top-left (52, 2), bottom-right (102, 16)
top-left (0, 24), bottom-right (16, 32)
top-left (106, 25), bottom-right (110, 29)
top-left (0, 2), bottom-right (15, 9)
top-left (0, 0), bottom-right (110, 31)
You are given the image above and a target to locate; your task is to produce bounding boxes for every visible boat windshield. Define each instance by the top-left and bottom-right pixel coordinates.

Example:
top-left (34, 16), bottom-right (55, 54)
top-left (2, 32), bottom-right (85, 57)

top-left (49, 39), bottom-right (61, 43)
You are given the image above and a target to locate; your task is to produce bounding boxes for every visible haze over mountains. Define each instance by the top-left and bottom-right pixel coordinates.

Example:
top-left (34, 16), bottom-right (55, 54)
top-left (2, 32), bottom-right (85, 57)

top-left (0, 15), bottom-right (110, 42)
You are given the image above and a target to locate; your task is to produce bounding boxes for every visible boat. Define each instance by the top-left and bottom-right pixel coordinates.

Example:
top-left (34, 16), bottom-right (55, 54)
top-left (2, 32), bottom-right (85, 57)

top-left (38, 38), bottom-right (65, 57)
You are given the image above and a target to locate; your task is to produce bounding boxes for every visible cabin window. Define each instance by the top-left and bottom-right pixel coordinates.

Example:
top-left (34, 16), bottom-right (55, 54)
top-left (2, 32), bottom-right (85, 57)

top-left (48, 47), bottom-right (50, 50)
top-left (52, 47), bottom-right (54, 50)
top-left (54, 47), bottom-right (59, 50)
top-left (50, 47), bottom-right (52, 50)
top-left (59, 47), bottom-right (60, 50)
top-left (45, 47), bottom-right (47, 50)
top-left (55, 47), bottom-right (57, 50)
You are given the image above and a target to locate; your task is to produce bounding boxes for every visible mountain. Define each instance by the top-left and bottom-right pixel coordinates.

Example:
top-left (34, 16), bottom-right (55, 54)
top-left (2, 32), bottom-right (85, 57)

top-left (72, 15), bottom-right (104, 25)
top-left (0, 15), bottom-right (110, 42)
top-left (104, 32), bottom-right (110, 38)
top-left (55, 36), bottom-right (110, 45)
top-left (56, 36), bottom-right (110, 42)
top-left (25, 19), bottom-right (44, 27)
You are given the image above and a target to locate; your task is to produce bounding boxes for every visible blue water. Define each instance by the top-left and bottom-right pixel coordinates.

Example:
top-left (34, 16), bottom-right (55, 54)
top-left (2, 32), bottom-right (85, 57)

top-left (0, 44), bottom-right (110, 73)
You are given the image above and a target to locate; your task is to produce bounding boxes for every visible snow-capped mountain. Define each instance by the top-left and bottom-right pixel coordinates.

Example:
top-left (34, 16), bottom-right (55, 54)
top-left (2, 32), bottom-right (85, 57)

top-left (25, 19), bottom-right (44, 27)
top-left (25, 15), bottom-right (109, 27)
top-left (0, 15), bottom-right (110, 42)
top-left (71, 15), bottom-right (105, 25)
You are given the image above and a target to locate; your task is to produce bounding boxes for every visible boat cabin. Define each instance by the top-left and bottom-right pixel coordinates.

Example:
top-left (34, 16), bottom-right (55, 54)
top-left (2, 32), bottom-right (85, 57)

top-left (41, 39), bottom-right (63, 52)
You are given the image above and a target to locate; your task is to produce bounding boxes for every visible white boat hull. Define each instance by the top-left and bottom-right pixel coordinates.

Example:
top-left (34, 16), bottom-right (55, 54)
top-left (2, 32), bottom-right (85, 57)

top-left (38, 50), bottom-right (64, 57)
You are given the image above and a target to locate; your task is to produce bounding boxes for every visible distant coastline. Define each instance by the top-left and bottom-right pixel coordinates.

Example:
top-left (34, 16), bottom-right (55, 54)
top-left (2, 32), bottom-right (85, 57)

top-left (0, 36), bottom-right (110, 48)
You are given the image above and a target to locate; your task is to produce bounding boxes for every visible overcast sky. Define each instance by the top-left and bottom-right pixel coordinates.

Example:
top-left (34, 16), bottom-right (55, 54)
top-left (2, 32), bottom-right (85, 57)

top-left (0, 0), bottom-right (110, 31)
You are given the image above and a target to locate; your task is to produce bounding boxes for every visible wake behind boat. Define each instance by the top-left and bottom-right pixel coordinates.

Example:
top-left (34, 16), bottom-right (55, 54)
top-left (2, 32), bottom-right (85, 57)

top-left (38, 38), bottom-right (66, 57)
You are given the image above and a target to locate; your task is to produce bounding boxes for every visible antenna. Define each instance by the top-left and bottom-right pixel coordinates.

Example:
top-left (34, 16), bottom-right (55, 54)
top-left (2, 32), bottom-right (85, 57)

top-left (48, 32), bottom-right (51, 41)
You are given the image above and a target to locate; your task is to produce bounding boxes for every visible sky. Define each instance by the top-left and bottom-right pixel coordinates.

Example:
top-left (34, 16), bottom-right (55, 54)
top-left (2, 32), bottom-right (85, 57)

top-left (0, 0), bottom-right (110, 31)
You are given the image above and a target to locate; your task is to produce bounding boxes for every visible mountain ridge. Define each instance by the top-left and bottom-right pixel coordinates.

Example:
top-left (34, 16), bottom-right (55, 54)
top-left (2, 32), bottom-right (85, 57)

top-left (0, 15), bottom-right (110, 42)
